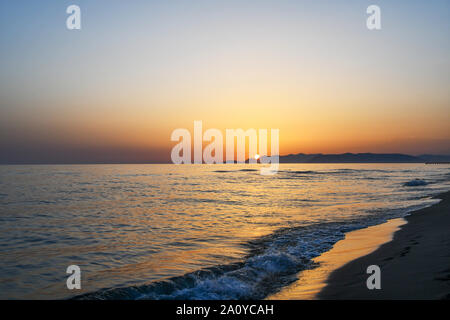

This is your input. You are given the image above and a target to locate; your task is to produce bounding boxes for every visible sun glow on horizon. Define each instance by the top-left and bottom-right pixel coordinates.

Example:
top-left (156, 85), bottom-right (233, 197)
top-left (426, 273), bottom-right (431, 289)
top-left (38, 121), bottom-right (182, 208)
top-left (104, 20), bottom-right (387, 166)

top-left (0, 1), bottom-right (449, 164)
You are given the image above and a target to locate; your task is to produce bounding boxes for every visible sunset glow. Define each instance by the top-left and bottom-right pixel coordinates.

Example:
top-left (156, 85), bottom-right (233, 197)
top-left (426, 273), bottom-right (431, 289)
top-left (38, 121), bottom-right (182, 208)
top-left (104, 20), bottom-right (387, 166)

top-left (0, 1), bottom-right (449, 164)
top-left (0, 0), bottom-right (449, 303)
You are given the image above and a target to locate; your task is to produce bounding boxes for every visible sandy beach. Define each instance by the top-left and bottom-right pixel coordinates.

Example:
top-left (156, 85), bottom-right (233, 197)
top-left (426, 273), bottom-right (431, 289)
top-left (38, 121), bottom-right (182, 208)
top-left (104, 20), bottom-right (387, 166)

top-left (318, 191), bottom-right (450, 299)
top-left (268, 218), bottom-right (407, 299)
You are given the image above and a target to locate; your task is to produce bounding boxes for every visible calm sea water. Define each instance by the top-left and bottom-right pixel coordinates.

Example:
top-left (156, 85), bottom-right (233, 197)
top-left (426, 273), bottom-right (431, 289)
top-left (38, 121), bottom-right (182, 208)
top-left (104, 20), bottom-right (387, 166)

top-left (0, 163), bottom-right (449, 299)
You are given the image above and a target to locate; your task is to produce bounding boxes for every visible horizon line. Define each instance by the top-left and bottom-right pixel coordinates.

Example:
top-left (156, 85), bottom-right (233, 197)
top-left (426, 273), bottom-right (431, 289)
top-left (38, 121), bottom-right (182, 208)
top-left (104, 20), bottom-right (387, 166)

top-left (1, 152), bottom-right (449, 165)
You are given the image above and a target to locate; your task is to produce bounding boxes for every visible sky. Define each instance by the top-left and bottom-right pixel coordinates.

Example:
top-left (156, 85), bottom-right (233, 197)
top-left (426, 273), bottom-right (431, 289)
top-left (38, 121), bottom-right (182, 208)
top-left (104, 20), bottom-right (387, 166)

top-left (0, 0), bottom-right (449, 163)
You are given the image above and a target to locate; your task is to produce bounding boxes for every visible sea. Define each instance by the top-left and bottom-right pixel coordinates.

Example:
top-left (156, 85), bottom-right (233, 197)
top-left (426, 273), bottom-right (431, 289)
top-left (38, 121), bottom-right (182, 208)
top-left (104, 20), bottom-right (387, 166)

top-left (0, 163), bottom-right (449, 299)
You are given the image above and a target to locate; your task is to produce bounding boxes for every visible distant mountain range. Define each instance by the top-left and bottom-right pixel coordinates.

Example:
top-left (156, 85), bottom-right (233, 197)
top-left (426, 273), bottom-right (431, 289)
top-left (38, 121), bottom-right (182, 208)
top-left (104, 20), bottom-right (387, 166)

top-left (258, 153), bottom-right (450, 163)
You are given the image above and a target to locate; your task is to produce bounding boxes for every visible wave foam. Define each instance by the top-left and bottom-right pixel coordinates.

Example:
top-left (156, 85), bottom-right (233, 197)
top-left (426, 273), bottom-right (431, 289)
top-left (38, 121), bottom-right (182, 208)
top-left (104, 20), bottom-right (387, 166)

top-left (73, 222), bottom-right (367, 300)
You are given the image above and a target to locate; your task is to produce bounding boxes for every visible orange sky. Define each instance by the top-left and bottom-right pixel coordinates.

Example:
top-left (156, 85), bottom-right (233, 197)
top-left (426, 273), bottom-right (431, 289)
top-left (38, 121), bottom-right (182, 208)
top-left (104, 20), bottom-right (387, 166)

top-left (0, 1), bottom-right (449, 163)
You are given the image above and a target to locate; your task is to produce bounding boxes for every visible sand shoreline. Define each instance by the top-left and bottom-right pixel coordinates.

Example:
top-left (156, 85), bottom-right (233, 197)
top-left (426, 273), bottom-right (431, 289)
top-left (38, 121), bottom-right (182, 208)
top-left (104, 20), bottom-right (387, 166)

top-left (318, 191), bottom-right (450, 299)
top-left (268, 191), bottom-right (450, 300)
top-left (268, 217), bottom-right (407, 299)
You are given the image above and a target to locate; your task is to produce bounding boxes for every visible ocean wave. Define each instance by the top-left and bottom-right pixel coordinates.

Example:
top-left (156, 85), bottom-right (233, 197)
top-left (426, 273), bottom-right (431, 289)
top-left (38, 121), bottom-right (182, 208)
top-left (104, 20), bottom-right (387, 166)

top-left (280, 170), bottom-right (319, 175)
top-left (278, 168), bottom-right (399, 176)
top-left (213, 169), bottom-right (258, 173)
top-left (117, 173), bottom-right (160, 177)
top-left (404, 179), bottom-right (428, 187)
top-left (73, 221), bottom-right (365, 300)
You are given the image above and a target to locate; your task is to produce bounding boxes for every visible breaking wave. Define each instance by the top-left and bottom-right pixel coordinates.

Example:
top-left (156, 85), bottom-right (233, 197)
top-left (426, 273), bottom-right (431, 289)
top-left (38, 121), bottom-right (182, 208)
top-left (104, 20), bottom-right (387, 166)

top-left (71, 195), bottom-right (443, 301)
top-left (73, 221), bottom-right (369, 300)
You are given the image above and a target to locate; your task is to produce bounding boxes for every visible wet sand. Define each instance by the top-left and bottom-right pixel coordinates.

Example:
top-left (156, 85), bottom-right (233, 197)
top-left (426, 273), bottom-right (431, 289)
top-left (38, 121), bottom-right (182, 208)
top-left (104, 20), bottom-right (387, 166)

top-left (268, 218), bottom-right (407, 299)
top-left (268, 191), bottom-right (450, 300)
top-left (318, 191), bottom-right (450, 299)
